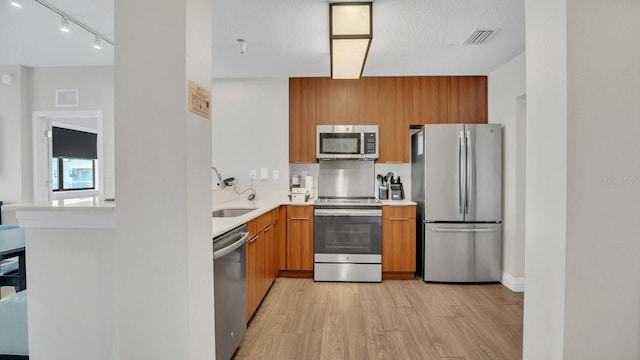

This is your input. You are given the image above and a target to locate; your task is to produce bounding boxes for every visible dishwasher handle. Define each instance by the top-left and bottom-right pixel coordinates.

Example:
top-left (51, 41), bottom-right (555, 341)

top-left (213, 231), bottom-right (249, 259)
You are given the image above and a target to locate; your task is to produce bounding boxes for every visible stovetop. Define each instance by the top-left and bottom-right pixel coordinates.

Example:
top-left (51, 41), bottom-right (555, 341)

top-left (314, 197), bottom-right (382, 207)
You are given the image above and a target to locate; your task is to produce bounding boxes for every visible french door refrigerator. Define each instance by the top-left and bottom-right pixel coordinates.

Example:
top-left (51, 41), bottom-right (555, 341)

top-left (411, 124), bottom-right (502, 282)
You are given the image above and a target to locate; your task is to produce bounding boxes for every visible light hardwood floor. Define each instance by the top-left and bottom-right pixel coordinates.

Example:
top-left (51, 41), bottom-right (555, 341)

top-left (233, 278), bottom-right (523, 360)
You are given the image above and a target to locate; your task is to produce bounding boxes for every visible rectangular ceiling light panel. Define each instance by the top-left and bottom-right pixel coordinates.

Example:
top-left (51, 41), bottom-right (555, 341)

top-left (330, 2), bottom-right (373, 79)
top-left (331, 38), bottom-right (371, 79)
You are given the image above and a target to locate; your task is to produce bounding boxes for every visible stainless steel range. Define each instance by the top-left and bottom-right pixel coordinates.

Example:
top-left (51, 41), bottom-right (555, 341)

top-left (314, 159), bottom-right (382, 282)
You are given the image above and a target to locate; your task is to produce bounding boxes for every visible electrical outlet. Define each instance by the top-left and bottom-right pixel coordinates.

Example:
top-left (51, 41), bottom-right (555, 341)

top-left (272, 169), bottom-right (279, 180)
top-left (250, 170), bottom-right (257, 180)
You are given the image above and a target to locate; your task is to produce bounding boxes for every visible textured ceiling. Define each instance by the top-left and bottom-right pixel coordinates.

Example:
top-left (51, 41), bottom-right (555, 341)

top-left (0, 0), bottom-right (525, 77)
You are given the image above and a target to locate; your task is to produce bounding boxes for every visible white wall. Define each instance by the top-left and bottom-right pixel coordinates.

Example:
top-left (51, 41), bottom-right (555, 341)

top-left (211, 78), bottom-right (289, 195)
top-left (488, 52), bottom-right (526, 290)
top-left (115, 0), bottom-right (214, 358)
top-left (30, 66), bottom-right (115, 198)
top-left (0, 65), bottom-right (32, 207)
top-left (563, 0), bottom-right (640, 358)
top-left (0, 65), bottom-right (115, 212)
top-left (523, 0), bottom-right (568, 358)
top-left (524, 1), bottom-right (640, 359)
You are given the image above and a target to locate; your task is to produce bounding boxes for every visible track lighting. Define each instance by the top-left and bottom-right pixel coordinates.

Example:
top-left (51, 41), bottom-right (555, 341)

top-left (60, 17), bottom-right (70, 32)
top-left (93, 36), bottom-right (102, 49)
top-left (12, 0), bottom-right (115, 48)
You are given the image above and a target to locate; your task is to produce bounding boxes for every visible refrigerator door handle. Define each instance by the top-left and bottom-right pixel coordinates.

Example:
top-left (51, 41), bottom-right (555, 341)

top-left (458, 130), bottom-right (465, 214)
top-left (465, 130), bottom-right (472, 215)
top-left (430, 227), bottom-right (497, 233)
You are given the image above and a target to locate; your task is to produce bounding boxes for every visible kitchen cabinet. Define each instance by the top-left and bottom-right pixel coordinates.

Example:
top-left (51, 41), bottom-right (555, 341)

top-left (286, 205), bottom-right (314, 271)
top-left (276, 205), bottom-right (287, 271)
top-left (245, 209), bottom-right (279, 321)
top-left (378, 77), bottom-right (411, 162)
top-left (409, 76), bottom-right (448, 125)
top-left (382, 205), bottom-right (416, 278)
top-left (289, 78), bottom-right (317, 163)
top-left (316, 78), bottom-right (347, 125)
top-left (347, 77), bottom-right (379, 124)
top-left (289, 76), bottom-right (488, 163)
top-left (447, 76), bottom-right (488, 124)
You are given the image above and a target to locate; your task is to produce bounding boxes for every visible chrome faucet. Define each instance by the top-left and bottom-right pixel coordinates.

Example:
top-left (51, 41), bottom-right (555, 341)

top-left (212, 166), bottom-right (226, 189)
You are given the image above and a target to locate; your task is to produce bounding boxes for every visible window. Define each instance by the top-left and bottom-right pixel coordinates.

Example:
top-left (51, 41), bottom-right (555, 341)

top-left (52, 157), bottom-right (95, 191)
top-left (51, 126), bottom-right (98, 192)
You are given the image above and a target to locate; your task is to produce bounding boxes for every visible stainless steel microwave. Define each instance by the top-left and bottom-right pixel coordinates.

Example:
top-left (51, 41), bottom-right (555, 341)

top-left (316, 125), bottom-right (379, 160)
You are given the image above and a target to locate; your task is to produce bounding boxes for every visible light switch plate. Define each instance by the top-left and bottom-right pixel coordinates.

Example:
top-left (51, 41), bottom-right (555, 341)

top-left (260, 168), bottom-right (269, 180)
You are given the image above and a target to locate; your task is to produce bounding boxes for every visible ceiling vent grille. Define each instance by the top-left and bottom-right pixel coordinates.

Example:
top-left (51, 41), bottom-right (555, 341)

top-left (463, 30), bottom-right (495, 45)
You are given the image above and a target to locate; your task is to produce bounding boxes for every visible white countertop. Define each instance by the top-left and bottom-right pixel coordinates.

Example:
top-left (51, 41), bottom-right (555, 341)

top-left (3, 197), bottom-right (115, 211)
top-left (5, 193), bottom-right (414, 237)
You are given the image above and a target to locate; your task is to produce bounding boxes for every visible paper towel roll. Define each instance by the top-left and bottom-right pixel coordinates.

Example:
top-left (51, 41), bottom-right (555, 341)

top-left (305, 176), bottom-right (314, 198)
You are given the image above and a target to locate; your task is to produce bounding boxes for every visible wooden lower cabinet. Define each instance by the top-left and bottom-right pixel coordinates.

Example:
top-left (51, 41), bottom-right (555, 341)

top-left (286, 205), bottom-right (314, 271)
top-left (245, 209), bottom-right (280, 321)
top-left (382, 205), bottom-right (416, 279)
top-left (276, 206), bottom-right (287, 271)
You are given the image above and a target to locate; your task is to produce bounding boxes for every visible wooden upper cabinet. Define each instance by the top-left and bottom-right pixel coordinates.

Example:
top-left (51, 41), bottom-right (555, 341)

top-left (346, 77), bottom-right (379, 124)
top-left (289, 78), bottom-right (317, 163)
top-left (316, 78), bottom-right (347, 124)
top-left (447, 76), bottom-right (488, 124)
top-left (377, 77), bottom-right (410, 163)
top-left (409, 76), bottom-right (448, 125)
top-left (289, 76), bottom-right (487, 163)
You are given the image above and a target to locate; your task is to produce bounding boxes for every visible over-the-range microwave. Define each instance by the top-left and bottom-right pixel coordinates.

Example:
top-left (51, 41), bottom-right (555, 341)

top-left (316, 125), bottom-right (378, 160)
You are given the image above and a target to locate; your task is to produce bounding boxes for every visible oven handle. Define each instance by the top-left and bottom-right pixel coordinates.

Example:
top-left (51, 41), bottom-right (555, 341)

top-left (314, 208), bottom-right (382, 217)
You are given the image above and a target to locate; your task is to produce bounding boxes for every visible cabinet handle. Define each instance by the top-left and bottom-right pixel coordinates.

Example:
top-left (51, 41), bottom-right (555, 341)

top-left (264, 225), bottom-right (272, 232)
top-left (290, 217), bottom-right (310, 220)
top-left (248, 234), bottom-right (260, 243)
top-left (390, 218), bottom-right (409, 221)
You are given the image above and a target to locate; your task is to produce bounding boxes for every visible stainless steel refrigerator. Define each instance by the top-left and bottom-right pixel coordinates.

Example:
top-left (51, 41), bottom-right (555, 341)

top-left (411, 124), bottom-right (502, 282)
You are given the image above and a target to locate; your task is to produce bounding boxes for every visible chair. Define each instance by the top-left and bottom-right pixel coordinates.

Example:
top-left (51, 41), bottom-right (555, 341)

top-left (0, 207), bottom-right (26, 299)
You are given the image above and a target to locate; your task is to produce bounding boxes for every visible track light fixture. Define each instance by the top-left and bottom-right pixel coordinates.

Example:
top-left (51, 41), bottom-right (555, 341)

top-left (93, 36), bottom-right (102, 49)
top-left (60, 17), bottom-right (70, 32)
top-left (9, 0), bottom-right (115, 48)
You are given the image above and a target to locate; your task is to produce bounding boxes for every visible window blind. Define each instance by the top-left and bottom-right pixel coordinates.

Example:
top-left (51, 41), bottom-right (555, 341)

top-left (52, 126), bottom-right (97, 160)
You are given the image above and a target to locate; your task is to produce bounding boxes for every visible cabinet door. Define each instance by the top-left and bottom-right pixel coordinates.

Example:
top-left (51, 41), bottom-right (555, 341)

top-left (261, 223), bottom-right (275, 295)
top-left (347, 77), bottom-right (379, 124)
top-left (289, 78), bottom-right (317, 163)
top-left (287, 206), bottom-right (314, 271)
top-left (409, 76), bottom-right (448, 125)
top-left (382, 206), bottom-right (417, 272)
top-left (316, 78), bottom-right (347, 124)
top-left (447, 76), bottom-right (488, 124)
top-left (277, 206), bottom-right (287, 270)
top-left (246, 232), bottom-right (259, 321)
top-left (377, 77), bottom-right (410, 162)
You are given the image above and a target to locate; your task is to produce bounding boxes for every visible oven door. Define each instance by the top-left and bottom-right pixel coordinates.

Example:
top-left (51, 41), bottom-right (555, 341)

top-left (314, 208), bottom-right (382, 263)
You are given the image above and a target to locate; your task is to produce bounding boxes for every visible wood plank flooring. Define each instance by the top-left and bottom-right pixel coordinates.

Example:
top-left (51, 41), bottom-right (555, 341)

top-left (233, 278), bottom-right (523, 360)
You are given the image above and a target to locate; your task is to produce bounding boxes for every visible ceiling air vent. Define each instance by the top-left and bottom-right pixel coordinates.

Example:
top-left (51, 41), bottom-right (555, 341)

top-left (462, 30), bottom-right (495, 45)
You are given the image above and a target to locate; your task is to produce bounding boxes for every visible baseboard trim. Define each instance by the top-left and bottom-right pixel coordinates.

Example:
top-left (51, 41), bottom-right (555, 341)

top-left (501, 272), bottom-right (525, 292)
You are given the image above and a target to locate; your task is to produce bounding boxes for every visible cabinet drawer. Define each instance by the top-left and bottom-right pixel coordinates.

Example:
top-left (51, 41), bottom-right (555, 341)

top-left (382, 205), bottom-right (416, 219)
top-left (287, 205), bottom-right (313, 219)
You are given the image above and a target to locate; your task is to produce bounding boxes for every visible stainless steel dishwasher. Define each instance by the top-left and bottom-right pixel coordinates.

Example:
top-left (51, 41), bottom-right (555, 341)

top-left (213, 224), bottom-right (248, 360)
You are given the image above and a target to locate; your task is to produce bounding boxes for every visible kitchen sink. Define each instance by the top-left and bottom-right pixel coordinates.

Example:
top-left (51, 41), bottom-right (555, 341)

top-left (212, 208), bottom-right (257, 218)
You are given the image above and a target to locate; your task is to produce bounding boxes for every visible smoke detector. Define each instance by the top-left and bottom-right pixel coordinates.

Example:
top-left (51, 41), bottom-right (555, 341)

top-left (462, 30), bottom-right (496, 45)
